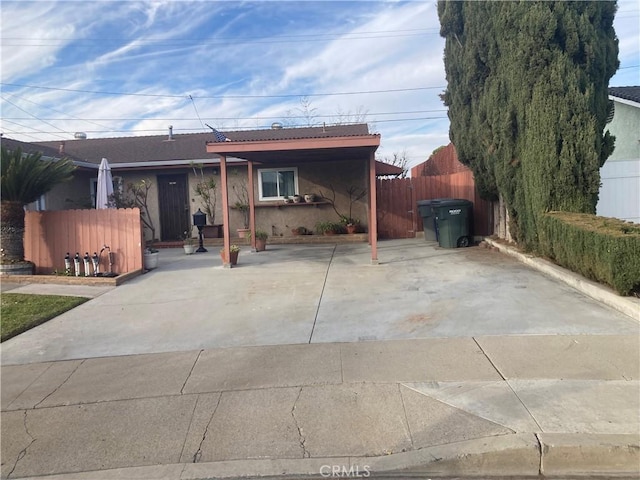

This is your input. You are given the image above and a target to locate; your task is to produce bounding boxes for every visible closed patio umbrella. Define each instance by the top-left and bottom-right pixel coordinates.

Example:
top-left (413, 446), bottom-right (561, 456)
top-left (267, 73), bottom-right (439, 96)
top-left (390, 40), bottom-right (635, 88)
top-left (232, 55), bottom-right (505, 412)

top-left (96, 157), bottom-right (114, 209)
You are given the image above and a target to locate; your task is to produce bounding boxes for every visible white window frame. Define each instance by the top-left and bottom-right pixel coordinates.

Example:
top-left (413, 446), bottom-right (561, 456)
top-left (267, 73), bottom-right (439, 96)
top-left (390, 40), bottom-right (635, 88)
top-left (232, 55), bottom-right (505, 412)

top-left (258, 167), bottom-right (299, 201)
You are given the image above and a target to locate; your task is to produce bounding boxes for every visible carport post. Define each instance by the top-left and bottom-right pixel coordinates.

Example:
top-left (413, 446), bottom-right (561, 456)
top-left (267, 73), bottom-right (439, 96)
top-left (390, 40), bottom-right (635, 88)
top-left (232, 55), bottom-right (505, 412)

top-left (369, 150), bottom-right (378, 264)
top-left (248, 161), bottom-right (256, 250)
top-left (220, 154), bottom-right (231, 268)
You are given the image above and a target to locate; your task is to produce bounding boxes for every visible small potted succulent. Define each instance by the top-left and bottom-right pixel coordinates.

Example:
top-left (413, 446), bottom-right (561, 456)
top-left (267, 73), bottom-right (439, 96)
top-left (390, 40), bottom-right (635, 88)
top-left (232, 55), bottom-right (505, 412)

top-left (220, 244), bottom-right (240, 265)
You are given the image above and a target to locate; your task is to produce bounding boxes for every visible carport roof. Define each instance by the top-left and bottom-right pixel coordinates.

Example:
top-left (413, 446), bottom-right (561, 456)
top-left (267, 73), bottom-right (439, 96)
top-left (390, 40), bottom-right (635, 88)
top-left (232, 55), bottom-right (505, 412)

top-left (206, 123), bottom-right (380, 163)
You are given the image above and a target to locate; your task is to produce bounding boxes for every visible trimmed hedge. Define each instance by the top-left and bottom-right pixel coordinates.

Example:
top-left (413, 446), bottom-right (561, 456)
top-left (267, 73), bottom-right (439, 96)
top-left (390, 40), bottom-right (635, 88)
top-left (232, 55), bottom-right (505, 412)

top-left (538, 212), bottom-right (640, 296)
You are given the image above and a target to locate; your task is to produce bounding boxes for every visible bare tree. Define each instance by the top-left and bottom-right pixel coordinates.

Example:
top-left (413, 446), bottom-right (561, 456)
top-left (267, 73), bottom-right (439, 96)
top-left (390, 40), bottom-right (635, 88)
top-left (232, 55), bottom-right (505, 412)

top-left (379, 150), bottom-right (409, 178)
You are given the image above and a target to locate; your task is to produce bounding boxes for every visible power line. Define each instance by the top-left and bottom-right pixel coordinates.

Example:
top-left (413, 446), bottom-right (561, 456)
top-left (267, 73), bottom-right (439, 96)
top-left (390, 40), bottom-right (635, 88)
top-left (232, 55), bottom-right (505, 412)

top-left (0, 115), bottom-right (449, 137)
top-left (0, 83), bottom-right (445, 99)
top-left (0, 109), bottom-right (448, 122)
top-left (1, 28), bottom-right (440, 47)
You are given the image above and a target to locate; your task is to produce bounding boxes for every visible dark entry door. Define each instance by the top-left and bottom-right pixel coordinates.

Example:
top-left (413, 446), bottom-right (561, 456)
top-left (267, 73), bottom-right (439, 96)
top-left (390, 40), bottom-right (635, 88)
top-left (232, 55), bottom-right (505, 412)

top-left (157, 174), bottom-right (189, 241)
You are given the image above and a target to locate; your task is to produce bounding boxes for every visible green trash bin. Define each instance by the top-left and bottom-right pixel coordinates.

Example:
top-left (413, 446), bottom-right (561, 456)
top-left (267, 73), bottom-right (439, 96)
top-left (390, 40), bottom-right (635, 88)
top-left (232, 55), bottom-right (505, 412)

top-left (433, 199), bottom-right (473, 248)
top-left (417, 199), bottom-right (448, 241)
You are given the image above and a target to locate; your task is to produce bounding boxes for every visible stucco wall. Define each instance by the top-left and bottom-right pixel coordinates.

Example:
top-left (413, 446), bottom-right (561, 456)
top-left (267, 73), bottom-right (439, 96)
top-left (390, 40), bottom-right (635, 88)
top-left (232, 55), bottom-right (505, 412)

top-left (104, 158), bottom-right (371, 241)
top-left (605, 101), bottom-right (640, 162)
top-left (27, 169), bottom-right (96, 211)
top-left (598, 99), bottom-right (640, 223)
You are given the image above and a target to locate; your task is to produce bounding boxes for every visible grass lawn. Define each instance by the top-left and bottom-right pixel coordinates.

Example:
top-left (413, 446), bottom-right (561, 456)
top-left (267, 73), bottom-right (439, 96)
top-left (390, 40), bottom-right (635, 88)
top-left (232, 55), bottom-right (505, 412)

top-left (1, 293), bottom-right (89, 342)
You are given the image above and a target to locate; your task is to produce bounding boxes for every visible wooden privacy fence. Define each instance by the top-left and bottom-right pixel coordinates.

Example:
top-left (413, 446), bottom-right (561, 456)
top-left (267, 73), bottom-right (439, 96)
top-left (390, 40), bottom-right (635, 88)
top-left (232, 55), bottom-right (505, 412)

top-left (25, 208), bottom-right (144, 275)
top-left (377, 171), bottom-right (494, 239)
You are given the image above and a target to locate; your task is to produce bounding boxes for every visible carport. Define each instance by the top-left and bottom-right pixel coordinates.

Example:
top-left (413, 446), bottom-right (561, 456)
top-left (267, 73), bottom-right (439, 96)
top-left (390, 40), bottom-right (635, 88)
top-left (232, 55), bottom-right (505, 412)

top-left (206, 126), bottom-right (381, 266)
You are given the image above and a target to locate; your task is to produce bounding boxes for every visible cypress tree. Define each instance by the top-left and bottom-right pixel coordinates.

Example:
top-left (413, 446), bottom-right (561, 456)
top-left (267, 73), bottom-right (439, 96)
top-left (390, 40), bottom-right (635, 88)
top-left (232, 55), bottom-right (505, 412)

top-left (438, 1), bottom-right (618, 249)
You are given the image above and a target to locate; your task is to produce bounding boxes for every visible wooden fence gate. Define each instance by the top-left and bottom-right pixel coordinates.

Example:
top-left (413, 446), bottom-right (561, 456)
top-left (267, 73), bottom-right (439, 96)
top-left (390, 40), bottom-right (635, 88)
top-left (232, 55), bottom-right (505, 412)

top-left (376, 172), bottom-right (494, 239)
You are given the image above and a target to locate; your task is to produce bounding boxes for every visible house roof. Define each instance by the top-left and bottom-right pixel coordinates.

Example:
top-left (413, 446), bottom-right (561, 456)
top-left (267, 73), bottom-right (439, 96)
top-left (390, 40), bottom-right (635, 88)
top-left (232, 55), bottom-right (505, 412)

top-left (609, 86), bottom-right (640, 105)
top-left (375, 161), bottom-right (404, 177)
top-left (1, 136), bottom-right (91, 167)
top-left (32, 124), bottom-right (376, 168)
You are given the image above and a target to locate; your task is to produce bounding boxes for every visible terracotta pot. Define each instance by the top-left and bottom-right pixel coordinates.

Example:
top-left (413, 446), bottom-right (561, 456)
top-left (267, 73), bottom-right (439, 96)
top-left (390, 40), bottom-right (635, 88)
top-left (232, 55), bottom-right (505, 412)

top-left (346, 224), bottom-right (357, 234)
top-left (237, 228), bottom-right (250, 239)
top-left (255, 238), bottom-right (267, 252)
top-left (220, 250), bottom-right (239, 265)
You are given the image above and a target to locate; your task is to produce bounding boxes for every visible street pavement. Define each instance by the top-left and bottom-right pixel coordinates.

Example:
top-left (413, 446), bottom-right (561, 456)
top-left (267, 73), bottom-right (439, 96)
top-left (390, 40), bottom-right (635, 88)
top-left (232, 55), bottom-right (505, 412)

top-left (1, 239), bottom-right (639, 479)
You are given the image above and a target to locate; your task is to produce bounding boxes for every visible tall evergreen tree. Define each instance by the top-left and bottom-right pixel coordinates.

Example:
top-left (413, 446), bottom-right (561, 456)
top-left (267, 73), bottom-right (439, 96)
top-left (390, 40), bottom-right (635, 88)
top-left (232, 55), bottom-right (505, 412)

top-left (438, 1), bottom-right (618, 249)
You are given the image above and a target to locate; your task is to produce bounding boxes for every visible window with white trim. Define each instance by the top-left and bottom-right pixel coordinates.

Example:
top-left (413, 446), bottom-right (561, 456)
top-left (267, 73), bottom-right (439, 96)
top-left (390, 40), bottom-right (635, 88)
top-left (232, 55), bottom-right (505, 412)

top-left (258, 167), bottom-right (298, 200)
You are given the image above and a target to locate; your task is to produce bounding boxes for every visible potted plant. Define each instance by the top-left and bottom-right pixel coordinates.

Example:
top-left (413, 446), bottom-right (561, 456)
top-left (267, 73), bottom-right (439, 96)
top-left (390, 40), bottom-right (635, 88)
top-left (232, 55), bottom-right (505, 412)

top-left (304, 193), bottom-right (316, 203)
top-left (191, 163), bottom-right (220, 238)
top-left (220, 244), bottom-right (240, 265)
top-left (183, 229), bottom-right (196, 255)
top-left (115, 179), bottom-right (159, 270)
top-left (283, 195), bottom-right (293, 204)
top-left (340, 215), bottom-right (360, 234)
top-left (247, 230), bottom-right (268, 251)
top-left (318, 184), bottom-right (366, 233)
top-left (315, 221), bottom-right (340, 236)
top-left (292, 194), bottom-right (302, 203)
top-left (291, 226), bottom-right (309, 236)
top-left (232, 183), bottom-right (250, 238)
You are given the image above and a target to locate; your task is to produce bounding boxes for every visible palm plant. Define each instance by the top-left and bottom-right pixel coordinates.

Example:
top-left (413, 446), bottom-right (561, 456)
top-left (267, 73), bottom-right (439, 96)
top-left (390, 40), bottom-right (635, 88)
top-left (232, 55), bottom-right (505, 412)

top-left (1, 146), bottom-right (76, 263)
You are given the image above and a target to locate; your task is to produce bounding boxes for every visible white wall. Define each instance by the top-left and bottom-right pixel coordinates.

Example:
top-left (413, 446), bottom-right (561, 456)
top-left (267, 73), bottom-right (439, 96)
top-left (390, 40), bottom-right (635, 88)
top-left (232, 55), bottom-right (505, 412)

top-left (597, 159), bottom-right (640, 222)
top-left (597, 97), bottom-right (640, 223)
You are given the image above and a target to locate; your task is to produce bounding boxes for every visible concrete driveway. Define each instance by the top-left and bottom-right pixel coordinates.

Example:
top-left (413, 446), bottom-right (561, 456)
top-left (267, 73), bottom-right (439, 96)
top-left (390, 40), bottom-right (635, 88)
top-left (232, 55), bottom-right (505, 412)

top-left (1, 239), bottom-right (637, 365)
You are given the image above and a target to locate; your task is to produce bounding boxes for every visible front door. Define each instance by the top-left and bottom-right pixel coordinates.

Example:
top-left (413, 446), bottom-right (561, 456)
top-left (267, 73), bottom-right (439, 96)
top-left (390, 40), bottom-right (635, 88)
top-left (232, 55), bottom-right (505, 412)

top-left (157, 174), bottom-right (189, 241)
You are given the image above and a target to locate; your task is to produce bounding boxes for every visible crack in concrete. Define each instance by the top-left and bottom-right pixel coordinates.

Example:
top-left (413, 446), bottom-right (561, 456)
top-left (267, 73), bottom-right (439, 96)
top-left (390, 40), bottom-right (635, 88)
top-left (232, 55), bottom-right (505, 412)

top-left (7, 410), bottom-right (36, 479)
top-left (292, 387), bottom-right (310, 458)
top-left (535, 432), bottom-right (545, 475)
top-left (33, 359), bottom-right (85, 409)
top-left (181, 350), bottom-right (203, 394)
top-left (192, 393), bottom-right (222, 463)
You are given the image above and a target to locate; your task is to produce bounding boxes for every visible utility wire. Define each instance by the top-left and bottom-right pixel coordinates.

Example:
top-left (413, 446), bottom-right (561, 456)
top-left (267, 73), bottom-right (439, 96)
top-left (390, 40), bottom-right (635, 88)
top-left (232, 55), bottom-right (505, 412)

top-left (0, 83), bottom-right (446, 99)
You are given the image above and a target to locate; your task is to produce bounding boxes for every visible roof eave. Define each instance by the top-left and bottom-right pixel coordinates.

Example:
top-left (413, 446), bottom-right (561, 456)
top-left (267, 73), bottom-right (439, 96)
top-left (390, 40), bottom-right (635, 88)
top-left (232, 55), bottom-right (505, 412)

top-left (206, 134), bottom-right (380, 155)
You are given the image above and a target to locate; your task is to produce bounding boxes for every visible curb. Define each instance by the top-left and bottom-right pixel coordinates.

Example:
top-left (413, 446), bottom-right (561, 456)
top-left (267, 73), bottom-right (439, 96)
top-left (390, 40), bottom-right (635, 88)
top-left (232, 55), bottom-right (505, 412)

top-left (483, 238), bottom-right (640, 322)
top-left (14, 433), bottom-right (639, 479)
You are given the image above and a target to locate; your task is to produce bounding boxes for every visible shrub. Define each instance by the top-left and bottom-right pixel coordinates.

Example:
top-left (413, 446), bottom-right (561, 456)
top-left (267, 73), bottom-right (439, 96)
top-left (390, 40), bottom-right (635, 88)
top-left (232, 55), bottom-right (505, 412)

top-left (538, 212), bottom-right (640, 295)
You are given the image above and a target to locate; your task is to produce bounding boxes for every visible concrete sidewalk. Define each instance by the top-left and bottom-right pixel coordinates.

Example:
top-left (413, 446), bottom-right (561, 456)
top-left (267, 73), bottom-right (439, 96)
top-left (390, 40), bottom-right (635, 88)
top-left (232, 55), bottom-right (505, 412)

top-left (2, 335), bottom-right (639, 479)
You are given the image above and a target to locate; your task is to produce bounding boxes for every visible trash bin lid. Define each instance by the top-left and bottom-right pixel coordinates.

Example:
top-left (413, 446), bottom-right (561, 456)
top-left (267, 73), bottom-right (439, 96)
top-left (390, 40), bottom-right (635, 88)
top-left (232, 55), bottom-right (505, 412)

top-left (416, 198), bottom-right (450, 207)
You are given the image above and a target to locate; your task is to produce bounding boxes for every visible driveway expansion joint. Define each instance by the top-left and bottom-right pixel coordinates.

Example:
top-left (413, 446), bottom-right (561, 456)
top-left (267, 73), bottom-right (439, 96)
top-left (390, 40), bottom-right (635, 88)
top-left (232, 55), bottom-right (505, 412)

top-left (181, 350), bottom-right (204, 394)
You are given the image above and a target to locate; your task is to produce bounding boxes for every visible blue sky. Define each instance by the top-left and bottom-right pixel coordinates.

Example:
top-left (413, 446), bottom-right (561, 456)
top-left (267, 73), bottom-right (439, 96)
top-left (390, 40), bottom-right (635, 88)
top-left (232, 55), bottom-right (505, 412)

top-left (1, 0), bottom-right (638, 170)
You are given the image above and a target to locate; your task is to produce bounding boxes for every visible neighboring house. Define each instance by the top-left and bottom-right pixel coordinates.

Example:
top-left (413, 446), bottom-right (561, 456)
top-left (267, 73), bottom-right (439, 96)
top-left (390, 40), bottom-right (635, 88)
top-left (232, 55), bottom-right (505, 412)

top-left (597, 86), bottom-right (640, 223)
top-left (23, 124), bottom-right (382, 242)
top-left (0, 137), bottom-right (98, 211)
